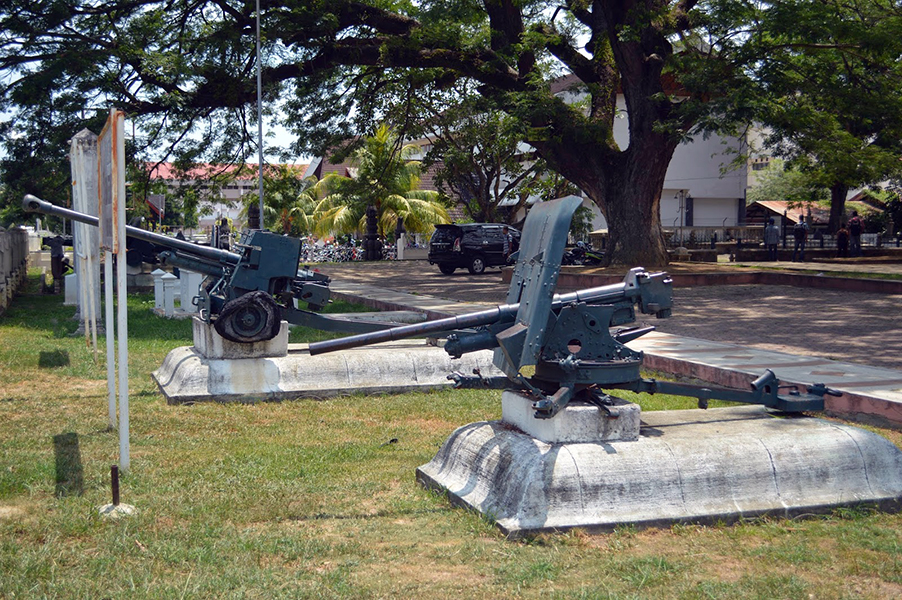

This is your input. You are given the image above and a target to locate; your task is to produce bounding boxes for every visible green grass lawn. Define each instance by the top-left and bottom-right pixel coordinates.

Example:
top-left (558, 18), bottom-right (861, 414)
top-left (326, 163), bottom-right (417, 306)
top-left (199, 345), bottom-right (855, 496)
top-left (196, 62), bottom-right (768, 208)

top-left (1, 272), bottom-right (901, 598)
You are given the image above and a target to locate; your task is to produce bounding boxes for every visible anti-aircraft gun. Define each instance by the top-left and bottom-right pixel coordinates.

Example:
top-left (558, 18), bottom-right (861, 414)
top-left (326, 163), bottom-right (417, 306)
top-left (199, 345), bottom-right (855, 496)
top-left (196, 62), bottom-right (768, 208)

top-left (310, 195), bottom-right (839, 417)
top-left (24, 194), bottom-right (390, 343)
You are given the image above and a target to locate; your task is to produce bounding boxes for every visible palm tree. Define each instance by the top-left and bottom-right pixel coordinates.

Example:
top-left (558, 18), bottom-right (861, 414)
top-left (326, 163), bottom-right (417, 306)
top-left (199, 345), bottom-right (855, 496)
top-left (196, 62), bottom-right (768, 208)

top-left (313, 124), bottom-right (450, 259)
top-left (240, 164), bottom-right (318, 236)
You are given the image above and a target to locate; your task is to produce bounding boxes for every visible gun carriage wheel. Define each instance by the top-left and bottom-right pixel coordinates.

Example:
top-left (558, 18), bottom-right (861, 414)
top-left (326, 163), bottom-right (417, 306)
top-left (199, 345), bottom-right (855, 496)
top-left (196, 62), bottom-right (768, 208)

top-left (213, 291), bottom-right (282, 344)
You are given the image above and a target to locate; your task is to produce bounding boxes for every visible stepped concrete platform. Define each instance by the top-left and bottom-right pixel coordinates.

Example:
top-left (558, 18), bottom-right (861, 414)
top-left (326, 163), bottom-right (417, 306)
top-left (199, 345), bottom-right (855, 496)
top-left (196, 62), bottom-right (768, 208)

top-left (416, 405), bottom-right (902, 537)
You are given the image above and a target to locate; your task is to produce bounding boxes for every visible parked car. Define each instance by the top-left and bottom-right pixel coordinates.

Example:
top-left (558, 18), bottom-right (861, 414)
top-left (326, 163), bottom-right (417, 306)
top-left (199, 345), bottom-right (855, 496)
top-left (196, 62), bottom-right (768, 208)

top-left (428, 223), bottom-right (521, 274)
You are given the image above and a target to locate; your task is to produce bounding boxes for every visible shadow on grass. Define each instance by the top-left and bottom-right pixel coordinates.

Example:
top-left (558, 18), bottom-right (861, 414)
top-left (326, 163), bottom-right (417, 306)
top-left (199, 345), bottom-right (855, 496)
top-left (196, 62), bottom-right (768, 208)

top-left (289, 507), bottom-right (448, 523)
top-left (39, 349), bottom-right (70, 368)
top-left (53, 432), bottom-right (84, 497)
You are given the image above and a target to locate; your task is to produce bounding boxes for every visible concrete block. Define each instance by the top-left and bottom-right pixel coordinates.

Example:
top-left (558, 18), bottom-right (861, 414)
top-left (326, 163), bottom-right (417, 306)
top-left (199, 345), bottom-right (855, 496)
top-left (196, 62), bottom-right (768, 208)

top-left (161, 273), bottom-right (178, 317)
top-left (64, 272), bottom-right (78, 305)
top-left (192, 316), bottom-right (289, 359)
top-left (151, 269), bottom-right (167, 309)
top-left (417, 405), bottom-right (902, 537)
top-left (501, 390), bottom-right (640, 443)
top-left (179, 270), bottom-right (204, 312)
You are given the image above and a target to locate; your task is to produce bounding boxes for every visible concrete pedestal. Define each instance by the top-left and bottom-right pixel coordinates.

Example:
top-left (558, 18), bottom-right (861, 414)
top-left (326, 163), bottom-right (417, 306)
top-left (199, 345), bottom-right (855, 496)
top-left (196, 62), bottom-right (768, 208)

top-left (416, 405), bottom-right (902, 537)
top-left (64, 273), bottom-right (78, 305)
top-left (152, 318), bottom-right (506, 403)
top-left (502, 390), bottom-right (640, 443)
top-left (178, 270), bottom-right (205, 313)
top-left (193, 316), bottom-right (289, 360)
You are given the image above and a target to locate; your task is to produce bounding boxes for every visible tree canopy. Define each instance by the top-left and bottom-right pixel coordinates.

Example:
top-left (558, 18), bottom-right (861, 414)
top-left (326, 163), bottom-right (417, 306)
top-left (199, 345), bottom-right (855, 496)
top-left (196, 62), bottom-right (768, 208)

top-left (745, 0), bottom-right (902, 232)
top-left (2, 0), bottom-right (900, 265)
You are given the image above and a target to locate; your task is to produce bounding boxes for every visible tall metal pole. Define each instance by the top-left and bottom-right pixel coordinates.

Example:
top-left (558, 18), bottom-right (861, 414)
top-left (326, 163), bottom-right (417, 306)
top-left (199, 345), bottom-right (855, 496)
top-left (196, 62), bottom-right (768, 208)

top-left (256, 0), bottom-right (265, 229)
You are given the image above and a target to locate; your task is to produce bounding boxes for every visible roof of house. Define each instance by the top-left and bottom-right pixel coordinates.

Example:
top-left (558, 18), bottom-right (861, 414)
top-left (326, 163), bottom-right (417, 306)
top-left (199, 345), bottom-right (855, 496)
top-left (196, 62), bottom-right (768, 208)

top-left (746, 200), bottom-right (830, 225)
top-left (145, 162), bottom-right (308, 181)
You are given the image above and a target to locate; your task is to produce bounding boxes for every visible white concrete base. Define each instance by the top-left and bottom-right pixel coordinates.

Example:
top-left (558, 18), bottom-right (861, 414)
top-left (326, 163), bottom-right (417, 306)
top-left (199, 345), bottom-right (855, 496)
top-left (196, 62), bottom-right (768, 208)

top-left (192, 317), bottom-right (289, 359)
top-left (416, 405), bottom-right (902, 537)
top-left (152, 340), bottom-right (505, 404)
top-left (98, 503), bottom-right (136, 519)
top-left (502, 390), bottom-right (641, 443)
top-left (64, 273), bottom-right (78, 305)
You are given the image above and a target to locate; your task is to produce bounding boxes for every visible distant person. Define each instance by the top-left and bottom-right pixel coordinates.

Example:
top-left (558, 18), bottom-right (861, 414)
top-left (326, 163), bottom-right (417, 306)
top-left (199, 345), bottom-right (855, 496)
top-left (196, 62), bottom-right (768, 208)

top-left (763, 218), bottom-right (780, 261)
top-left (217, 217), bottom-right (231, 251)
top-left (791, 216), bottom-right (809, 262)
top-left (46, 235), bottom-right (67, 293)
top-left (848, 210), bottom-right (863, 257)
top-left (836, 222), bottom-right (850, 258)
top-left (502, 226), bottom-right (512, 262)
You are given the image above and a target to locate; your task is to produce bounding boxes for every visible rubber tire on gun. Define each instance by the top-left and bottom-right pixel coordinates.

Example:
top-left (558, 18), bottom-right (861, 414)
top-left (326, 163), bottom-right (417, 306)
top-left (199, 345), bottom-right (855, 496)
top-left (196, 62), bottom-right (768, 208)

top-left (213, 291), bottom-right (282, 343)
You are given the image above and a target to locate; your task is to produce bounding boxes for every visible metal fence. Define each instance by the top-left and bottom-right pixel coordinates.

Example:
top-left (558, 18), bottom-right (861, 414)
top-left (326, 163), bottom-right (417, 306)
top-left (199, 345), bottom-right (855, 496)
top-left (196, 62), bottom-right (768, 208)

top-left (0, 227), bottom-right (29, 314)
top-left (662, 226), bottom-right (899, 250)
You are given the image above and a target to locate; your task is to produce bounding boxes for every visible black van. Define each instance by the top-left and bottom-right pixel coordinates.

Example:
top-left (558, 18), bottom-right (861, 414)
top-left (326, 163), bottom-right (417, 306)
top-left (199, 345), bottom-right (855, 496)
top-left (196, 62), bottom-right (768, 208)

top-left (428, 223), bottom-right (520, 274)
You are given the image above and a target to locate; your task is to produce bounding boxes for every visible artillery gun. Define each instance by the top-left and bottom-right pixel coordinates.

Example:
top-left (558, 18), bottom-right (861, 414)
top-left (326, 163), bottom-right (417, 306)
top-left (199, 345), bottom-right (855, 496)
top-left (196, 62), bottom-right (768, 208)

top-left (24, 195), bottom-right (390, 343)
top-left (311, 196), bottom-right (838, 416)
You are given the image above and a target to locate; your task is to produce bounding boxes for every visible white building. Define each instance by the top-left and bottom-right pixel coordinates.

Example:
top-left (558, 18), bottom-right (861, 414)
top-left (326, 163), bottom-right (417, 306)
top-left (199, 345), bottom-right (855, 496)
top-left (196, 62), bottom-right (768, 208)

top-left (145, 162), bottom-right (308, 232)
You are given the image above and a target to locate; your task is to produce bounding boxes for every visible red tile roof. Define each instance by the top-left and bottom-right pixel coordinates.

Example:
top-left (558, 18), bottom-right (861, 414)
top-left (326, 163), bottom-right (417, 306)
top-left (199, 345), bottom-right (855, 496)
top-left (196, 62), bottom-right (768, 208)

top-left (145, 162), bottom-right (308, 181)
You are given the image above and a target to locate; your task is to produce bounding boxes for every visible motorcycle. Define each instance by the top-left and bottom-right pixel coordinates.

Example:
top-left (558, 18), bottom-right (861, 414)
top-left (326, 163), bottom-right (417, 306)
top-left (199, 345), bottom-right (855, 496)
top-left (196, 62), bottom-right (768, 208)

top-left (562, 241), bottom-right (604, 266)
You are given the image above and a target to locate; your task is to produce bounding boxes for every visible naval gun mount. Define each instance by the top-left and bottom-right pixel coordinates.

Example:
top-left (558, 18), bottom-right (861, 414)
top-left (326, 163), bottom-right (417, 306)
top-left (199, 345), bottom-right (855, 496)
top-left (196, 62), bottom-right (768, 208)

top-left (310, 196), bottom-right (836, 419)
top-left (311, 267), bottom-right (836, 419)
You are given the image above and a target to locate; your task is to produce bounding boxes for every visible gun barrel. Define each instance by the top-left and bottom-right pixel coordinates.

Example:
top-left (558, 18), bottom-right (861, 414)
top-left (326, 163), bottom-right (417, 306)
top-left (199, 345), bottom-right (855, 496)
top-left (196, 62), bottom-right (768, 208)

top-left (308, 306), bottom-right (515, 355)
top-left (308, 271), bottom-right (671, 356)
top-left (23, 194), bottom-right (241, 264)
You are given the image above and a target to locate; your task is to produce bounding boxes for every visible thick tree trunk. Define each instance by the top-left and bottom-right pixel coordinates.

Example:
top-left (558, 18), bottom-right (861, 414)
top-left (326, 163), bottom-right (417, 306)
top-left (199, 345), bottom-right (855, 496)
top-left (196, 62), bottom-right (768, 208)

top-left (829, 182), bottom-right (849, 233)
top-left (593, 151), bottom-right (672, 268)
top-left (540, 138), bottom-right (676, 269)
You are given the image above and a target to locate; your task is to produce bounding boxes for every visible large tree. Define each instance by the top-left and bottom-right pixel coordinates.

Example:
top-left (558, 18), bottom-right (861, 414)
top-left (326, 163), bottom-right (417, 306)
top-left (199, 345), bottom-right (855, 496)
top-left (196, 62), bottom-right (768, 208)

top-left (2, 0), bottom-right (897, 265)
top-left (415, 89), bottom-right (548, 224)
top-left (747, 0), bottom-right (902, 232)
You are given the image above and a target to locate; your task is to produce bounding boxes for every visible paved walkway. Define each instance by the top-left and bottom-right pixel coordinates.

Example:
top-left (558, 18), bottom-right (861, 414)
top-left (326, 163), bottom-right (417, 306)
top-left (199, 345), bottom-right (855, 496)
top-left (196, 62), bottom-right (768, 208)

top-left (325, 262), bottom-right (902, 428)
top-left (733, 258), bottom-right (902, 276)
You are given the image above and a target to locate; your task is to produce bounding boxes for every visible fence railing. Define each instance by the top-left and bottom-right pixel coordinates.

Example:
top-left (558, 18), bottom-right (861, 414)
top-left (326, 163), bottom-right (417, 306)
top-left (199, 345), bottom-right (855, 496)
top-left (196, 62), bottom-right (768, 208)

top-left (660, 226), bottom-right (899, 250)
top-left (0, 227), bottom-right (30, 314)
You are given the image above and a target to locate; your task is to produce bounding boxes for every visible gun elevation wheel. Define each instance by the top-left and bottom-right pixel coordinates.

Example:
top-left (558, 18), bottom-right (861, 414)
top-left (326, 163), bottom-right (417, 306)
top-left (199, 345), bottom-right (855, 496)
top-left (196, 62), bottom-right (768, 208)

top-left (214, 291), bottom-right (282, 343)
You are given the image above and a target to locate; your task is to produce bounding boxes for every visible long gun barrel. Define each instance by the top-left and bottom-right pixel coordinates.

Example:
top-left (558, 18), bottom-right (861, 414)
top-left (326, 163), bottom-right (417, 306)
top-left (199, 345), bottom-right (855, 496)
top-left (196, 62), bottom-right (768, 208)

top-left (23, 194), bottom-right (242, 264)
top-left (308, 271), bottom-right (672, 356)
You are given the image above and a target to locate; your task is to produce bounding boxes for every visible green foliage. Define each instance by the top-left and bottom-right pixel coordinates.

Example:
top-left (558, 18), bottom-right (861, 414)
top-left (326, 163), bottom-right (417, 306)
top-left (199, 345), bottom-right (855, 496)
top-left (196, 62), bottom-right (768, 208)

top-left (569, 205), bottom-right (594, 241)
top-left (3, 0), bottom-right (902, 265)
top-left (313, 124), bottom-right (449, 237)
top-left (238, 164), bottom-right (316, 235)
top-left (747, 160), bottom-right (827, 206)
top-left (738, 0), bottom-right (902, 228)
top-left (414, 89), bottom-right (555, 224)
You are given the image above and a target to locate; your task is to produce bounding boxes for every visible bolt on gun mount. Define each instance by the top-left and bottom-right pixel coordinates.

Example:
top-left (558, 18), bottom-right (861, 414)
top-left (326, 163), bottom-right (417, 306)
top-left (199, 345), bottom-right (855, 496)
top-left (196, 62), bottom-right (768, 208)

top-left (310, 196), bottom-right (839, 418)
top-left (24, 195), bottom-right (392, 343)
